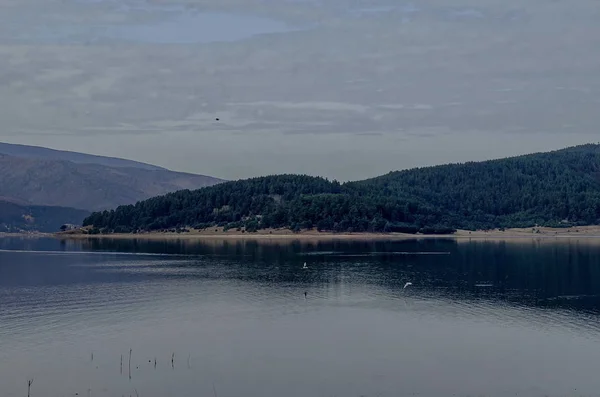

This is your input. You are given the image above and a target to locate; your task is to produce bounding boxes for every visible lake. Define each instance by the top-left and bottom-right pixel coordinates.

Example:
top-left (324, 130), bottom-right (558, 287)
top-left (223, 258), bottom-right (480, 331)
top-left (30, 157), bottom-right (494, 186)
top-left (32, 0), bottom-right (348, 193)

top-left (1, 237), bottom-right (600, 397)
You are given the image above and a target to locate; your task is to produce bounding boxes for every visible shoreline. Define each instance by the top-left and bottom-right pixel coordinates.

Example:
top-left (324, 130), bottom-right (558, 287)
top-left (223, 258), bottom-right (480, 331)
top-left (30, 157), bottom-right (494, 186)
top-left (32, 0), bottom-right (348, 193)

top-left (50, 225), bottom-right (600, 240)
top-left (5, 226), bottom-right (600, 241)
top-left (0, 232), bottom-right (52, 238)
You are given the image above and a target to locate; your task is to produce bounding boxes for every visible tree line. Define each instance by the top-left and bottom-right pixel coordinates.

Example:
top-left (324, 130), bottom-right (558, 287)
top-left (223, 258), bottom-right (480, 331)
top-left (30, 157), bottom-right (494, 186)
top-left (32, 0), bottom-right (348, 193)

top-left (83, 144), bottom-right (600, 234)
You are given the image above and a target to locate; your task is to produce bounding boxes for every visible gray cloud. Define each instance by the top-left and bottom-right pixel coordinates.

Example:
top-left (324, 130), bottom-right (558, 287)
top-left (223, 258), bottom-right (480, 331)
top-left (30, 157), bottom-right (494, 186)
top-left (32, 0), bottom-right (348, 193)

top-left (0, 0), bottom-right (599, 180)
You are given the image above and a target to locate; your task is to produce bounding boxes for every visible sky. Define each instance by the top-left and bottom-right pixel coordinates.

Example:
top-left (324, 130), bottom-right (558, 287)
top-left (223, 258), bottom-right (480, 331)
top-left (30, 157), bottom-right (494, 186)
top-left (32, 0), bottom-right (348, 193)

top-left (0, 0), bottom-right (599, 181)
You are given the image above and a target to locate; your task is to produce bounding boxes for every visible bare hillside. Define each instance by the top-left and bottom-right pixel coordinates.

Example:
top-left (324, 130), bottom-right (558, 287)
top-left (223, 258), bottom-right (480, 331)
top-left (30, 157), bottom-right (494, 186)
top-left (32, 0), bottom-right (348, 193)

top-left (0, 142), bottom-right (166, 170)
top-left (0, 153), bottom-right (224, 211)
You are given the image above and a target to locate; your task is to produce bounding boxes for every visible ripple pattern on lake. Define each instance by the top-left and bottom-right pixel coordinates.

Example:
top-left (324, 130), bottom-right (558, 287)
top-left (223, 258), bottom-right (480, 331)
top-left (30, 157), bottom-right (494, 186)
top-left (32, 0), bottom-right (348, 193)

top-left (1, 237), bottom-right (600, 397)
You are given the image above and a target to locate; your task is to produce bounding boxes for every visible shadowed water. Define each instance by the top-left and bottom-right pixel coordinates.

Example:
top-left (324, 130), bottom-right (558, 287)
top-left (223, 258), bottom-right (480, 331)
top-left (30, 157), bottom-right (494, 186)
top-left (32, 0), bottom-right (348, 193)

top-left (1, 237), bottom-right (600, 397)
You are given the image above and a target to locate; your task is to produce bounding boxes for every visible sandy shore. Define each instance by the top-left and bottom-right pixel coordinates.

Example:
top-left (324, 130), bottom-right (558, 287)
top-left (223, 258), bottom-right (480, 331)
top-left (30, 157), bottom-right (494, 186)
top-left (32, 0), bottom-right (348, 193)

top-left (4, 226), bottom-right (600, 241)
top-left (50, 225), bottom-right (600, 241)
top-left (0, 232), bottom-right (52, 238)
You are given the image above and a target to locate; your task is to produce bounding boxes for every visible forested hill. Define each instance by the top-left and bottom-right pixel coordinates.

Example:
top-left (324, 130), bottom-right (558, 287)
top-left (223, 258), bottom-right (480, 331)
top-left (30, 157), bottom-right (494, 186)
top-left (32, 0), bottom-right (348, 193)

top-left (0, 200), bottom-right (89, 233)
top-left (83, 144), bottom-right (600, 234)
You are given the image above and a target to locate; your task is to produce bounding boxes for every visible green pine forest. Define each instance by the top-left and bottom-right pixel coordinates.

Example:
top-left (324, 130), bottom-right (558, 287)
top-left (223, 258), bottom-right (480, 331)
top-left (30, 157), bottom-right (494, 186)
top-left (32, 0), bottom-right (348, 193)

top-left (83, 144), bottom-right (600, 234)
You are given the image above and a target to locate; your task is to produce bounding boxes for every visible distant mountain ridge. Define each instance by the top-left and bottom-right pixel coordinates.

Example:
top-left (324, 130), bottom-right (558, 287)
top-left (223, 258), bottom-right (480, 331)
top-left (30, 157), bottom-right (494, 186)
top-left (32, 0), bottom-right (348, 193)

top-left (0, 142), bottom-right (166, 171)
top-left (0, 154), bottom-right (224, 211)
top-left (0, 143), bottom-right (224, 231)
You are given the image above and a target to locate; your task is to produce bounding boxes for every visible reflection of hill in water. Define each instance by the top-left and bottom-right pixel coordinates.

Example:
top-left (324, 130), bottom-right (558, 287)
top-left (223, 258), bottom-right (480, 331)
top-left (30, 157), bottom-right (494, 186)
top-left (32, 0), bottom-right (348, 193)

top-left (3, 236), bottom-right (599, 316)
top-left (69, 237), bottom-right (600, 315)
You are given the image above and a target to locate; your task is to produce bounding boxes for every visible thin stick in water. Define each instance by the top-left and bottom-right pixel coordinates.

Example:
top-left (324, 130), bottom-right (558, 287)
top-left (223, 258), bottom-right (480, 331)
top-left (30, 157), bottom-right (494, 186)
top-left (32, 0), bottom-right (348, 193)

top-left (212, 383), bottom-right (218, 397)
top-left (121, 354), bottom-right (123, 375)
top-left (187, 354), bottom-right (191, 369)
top-left (171, 353), bottom-right (175, 369)
top-left (27, 379), bottom-right (34, 397)
top-left (128, 349), bottom-right (132, 380)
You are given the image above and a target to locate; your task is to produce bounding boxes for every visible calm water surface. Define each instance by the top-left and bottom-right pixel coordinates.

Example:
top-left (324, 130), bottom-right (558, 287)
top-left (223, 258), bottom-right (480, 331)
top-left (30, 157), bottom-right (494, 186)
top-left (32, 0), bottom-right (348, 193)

top-left (1, 237), bottom-right (600, 397)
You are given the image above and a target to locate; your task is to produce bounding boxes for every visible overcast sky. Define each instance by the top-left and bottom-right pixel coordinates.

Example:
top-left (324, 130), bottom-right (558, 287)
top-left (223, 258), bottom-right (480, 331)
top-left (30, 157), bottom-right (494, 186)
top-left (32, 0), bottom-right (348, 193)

top-left (0, 0), bottom-right (598, 181)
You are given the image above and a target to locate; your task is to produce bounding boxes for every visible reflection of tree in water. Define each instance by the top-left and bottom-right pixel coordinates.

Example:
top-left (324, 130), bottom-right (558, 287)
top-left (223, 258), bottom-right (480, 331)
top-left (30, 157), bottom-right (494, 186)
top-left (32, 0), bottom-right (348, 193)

top-left (73, 237), bottom-right (600, 314)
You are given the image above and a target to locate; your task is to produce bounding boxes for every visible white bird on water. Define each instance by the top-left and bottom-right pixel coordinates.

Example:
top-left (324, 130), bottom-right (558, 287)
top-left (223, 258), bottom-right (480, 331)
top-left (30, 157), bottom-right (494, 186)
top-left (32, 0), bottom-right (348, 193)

top-left (303, 262), bottom-right (308, 269)
top-left (403, 282), bottom-right (413, 289)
